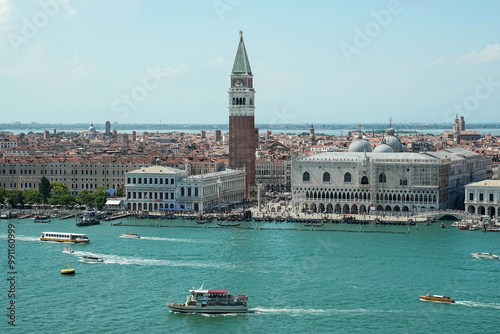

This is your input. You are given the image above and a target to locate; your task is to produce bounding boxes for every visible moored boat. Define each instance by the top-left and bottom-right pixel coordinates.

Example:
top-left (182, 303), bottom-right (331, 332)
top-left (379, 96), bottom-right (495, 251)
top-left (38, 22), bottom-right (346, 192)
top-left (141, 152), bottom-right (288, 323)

top-left (76, 209), bottom-right (103, 226)
top-left (471, 252), bottom-right (499, 259)
top-left (419, 294), bottom-right (455, 303)
top-left (79, 255), bottom-right (103, 263)
top-left (166, 284), bottom-right (248, 314)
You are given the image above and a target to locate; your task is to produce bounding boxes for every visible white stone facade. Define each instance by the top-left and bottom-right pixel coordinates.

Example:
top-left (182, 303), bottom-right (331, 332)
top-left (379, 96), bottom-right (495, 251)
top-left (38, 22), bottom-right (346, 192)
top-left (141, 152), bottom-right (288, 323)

top-left (291, 148), bottom-right (491, 214)
top-left (125, 166), bottom-right (246, 212)
top-left (464, 180), bottom-right (500, 217)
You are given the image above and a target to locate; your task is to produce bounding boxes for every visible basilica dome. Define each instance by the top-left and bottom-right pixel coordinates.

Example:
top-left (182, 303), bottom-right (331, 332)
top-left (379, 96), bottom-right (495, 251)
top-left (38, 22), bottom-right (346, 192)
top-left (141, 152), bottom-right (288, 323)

top-left (373, 143), bottom-right (394, 153)
top-left (379, 125), bottom-right (405, 152)
top-left (88, 123), bottom-right (96, 133)
top-left (348, 138), bottom-right (372, 153)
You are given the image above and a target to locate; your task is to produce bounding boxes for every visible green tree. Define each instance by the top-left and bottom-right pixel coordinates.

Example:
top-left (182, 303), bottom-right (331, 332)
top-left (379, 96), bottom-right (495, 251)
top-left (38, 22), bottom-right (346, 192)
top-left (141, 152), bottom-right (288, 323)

top-left (23, 189), bottom-right (42, 205)
top-left (5, 190), bottom-right (23, 207)
top-left (76, 190), bottom-right (92, 206)
top-left (48, 182), bottom-right (74, 205)
top-left (39, 177), bottom-right (52, 203)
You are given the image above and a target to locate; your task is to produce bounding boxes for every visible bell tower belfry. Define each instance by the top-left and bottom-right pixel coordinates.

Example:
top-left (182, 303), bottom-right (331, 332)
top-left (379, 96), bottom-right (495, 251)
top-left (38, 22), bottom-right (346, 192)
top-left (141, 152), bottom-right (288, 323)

top-left (228, 31), bottom-right (256, 197)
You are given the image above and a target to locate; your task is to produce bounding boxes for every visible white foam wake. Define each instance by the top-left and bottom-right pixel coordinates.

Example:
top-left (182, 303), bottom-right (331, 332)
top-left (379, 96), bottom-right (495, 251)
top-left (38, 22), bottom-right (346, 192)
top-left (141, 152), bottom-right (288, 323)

top-left (139, 236), bottom-right (201, 243)
top-left (251, 307), bottom-right (374, 315)
top-left (0, 234), bottom-right (40, 242)
top-left (66, 251), bottom-right (220, 268)
top-left (455, 300), bottom-right (500, 309)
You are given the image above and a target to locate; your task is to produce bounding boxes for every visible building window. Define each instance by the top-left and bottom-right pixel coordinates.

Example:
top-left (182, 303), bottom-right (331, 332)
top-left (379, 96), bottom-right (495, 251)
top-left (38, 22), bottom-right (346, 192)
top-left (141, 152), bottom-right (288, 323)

top-left (400, 178), bottom-right (407, 186)
top-left (469, 193), bottom-right (474, 201)
top-left (302, 172), bottom-right (310, 182)
top-left (379, 173), bottom-right (386, 183)
top-left (479, 193), bottom-right (484, 201)
top-left (323, 172), bottom-right (330, 182)
top-left (344, 172), bottom-right (351, 183)
top-left (361, 176), bottom-right (369, 185)
top-left (489, 194), bottom-right (494, 202)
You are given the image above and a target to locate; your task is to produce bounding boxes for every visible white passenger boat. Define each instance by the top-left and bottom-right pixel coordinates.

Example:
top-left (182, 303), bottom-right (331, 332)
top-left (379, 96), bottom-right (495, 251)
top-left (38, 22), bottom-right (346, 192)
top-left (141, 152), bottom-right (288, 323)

top-left (79, 255), bottom-right (103, 263)
top-left (63, 247), bottom-right (75, 254)
top-left (40, 232), bottom-right (89, 243)
top-left (471, 252), bottom-right (499, 259)
top-left (166, 284), bottom-right (248, 314)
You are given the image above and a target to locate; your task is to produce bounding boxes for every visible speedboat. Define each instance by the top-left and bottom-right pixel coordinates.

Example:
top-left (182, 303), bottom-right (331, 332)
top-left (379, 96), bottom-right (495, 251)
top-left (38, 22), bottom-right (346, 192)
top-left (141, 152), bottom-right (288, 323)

top-left (471, 252), bottom-right (499, 259)
top-left (64, 247), bottom-right (75, 254)
top-left (121, 233), bottom-right (140, 239)
top-left (79, 255), bottom-right (103, 263)
top-left (166, 284), bottom-right (248, 314)
top-left (419, 294), bottom-right (455, 303)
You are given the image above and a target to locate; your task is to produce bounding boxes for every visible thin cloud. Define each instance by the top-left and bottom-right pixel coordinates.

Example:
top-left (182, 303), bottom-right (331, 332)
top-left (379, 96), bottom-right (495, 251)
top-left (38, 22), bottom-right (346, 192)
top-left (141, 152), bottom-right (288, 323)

top-left (455, 43), bottom-right (500, 64)
top-left (0, 0), bottom-right (11, 31)
top-left (203, 57), bottom-right (230, 67)
top-left (426, 59), bottom-right (443, 67)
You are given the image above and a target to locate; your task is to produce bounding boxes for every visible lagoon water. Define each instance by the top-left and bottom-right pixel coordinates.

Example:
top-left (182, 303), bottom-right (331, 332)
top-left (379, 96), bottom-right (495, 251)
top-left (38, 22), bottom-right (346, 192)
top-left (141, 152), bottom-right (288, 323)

top-left (1, 218), bottom-right (500, 333)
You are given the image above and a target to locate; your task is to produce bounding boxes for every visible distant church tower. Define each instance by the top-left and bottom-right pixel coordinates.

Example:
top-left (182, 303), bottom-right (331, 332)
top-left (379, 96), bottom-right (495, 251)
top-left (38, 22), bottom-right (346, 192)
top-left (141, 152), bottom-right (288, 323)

top-left (229, 31), bottom-right (256, 198)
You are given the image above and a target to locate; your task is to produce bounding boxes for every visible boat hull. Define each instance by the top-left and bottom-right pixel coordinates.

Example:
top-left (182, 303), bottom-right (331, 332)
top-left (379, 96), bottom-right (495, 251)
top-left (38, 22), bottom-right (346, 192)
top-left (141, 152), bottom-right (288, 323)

top-left (166, 303), bottom-right (247, 314)
top-left (419, 295), bottom-right (455, 303)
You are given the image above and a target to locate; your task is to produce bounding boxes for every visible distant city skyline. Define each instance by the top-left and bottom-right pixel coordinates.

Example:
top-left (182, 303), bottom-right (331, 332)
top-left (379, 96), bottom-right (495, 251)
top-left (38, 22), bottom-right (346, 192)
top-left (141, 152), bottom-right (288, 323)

top-left (1, 0), bottom-right (500, 125)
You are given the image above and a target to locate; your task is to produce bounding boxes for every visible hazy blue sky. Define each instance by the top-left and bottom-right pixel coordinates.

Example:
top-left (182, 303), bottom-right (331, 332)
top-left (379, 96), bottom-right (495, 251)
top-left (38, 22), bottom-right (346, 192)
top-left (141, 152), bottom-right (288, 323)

top-left (1, 0), bottom-right (500, 125)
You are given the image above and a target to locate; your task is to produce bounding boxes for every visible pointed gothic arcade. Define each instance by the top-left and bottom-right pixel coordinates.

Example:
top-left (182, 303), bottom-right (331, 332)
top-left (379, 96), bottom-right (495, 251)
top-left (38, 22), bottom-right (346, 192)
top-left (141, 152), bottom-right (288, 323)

top-left (229, 31), bottom-right (256, 198)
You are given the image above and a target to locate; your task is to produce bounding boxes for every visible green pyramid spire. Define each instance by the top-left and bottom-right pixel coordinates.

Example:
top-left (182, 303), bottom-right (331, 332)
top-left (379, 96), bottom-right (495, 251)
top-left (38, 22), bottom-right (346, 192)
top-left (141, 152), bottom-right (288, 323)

top-left (232, 31), bottom-right (252, 75)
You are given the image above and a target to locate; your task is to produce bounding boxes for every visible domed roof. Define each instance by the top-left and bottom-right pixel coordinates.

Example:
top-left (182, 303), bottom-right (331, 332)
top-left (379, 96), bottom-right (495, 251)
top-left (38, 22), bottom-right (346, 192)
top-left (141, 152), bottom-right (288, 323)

top-left (348, 138), bottom-right (372, 153)
top-left (373, 143), bottom-right (394, 153)
top-left (88, 123), bottom-right (96, 133)
top-left (381, 135), bottom-right (404, 152)
top-left (386, 126), bottom-right (395, 136)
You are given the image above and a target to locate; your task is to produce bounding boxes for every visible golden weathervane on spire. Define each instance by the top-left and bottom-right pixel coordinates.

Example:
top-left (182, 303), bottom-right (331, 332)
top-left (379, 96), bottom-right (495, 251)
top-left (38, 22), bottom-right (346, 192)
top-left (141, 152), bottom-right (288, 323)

top-left (239, 30), bottom-right (243, 36)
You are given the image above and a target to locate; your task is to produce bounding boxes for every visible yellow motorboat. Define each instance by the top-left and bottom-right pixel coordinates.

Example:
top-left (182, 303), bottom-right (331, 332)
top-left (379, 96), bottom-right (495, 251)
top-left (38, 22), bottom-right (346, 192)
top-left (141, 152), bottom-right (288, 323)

top-left (61, 261), bottom-right (75, 275)
top-left (419, 294), bottom-right (454, 303)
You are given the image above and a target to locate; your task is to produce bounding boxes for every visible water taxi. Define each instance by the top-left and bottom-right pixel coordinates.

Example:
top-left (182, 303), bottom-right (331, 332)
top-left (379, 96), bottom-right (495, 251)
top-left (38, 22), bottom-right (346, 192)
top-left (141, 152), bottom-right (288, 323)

top-left (40, 232), bottom-right (89, 243)
top-left (63, 247), bottom-right (75, 254)
top-left (419, 294), bottom-right (455, 303)
top-left (79, 255), bottom-right (103, 263)
top-left (166, 284), bottom-right (248, 314)
top-left (471, 252), bottom-right (499, 259)
top-left (61, 261), bottom-right (75, 275)
top-left (121, 233), bottom-right (141, 239)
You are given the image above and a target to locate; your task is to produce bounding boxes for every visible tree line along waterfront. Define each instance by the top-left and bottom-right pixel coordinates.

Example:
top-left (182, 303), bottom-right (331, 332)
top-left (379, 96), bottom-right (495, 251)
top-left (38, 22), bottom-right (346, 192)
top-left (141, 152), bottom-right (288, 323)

top-left (0, 177), bottom-right (122, 209)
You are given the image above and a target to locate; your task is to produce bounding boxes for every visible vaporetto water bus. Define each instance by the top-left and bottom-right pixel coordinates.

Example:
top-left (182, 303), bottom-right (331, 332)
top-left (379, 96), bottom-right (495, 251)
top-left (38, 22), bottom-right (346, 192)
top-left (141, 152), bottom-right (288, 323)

top-left (40, 232), bottom-right (90, 243)
top-left (166, 284), bottom-right (248, 314)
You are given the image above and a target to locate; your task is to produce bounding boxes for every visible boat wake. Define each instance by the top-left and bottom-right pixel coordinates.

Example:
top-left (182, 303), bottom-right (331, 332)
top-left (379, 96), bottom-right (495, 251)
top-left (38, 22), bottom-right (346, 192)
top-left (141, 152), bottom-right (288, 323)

top-left (0, 234), bottom-right (40, 242)
top-left (140, 236), bottom-right (212, 243)
top-left (67, 251), bottom-right (221, 268)
top-left (455, 300), bottom-right (500, 310)
top-left (250, 307), bottom-right (377, 316)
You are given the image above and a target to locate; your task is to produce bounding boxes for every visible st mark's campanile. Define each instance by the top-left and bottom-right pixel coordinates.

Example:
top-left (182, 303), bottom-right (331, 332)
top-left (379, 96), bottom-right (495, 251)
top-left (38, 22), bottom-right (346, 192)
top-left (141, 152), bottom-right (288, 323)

top-left (229, 31), bottom-right (256, 197)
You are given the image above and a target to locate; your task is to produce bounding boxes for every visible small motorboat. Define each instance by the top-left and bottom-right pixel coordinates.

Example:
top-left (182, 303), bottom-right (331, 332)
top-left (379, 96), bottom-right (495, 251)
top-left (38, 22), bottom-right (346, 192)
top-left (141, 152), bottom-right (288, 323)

top-left (121, 233), bottom-right (140, 239)
top-left (61, 261), bottom-right (75, 275)
top-left (471, 252), bottom-right (499, 259)
top-left (64, 247), bottom-right (75, 254)
top-left (79, 255), bottom-right (103, 263)
top-left (419, 294), bottom-right (455, 303)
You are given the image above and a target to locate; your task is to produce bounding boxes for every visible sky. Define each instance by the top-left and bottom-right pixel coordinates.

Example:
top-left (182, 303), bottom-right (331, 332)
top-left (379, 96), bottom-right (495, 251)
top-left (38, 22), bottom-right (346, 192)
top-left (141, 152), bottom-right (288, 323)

top-left (1, 0), bottom-right (500, 126)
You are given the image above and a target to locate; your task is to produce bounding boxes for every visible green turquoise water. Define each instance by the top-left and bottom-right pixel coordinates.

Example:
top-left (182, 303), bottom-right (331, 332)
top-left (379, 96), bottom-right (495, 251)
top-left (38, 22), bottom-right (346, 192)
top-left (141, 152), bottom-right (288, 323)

top-left (1, 218), bottom-right (499, 333)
